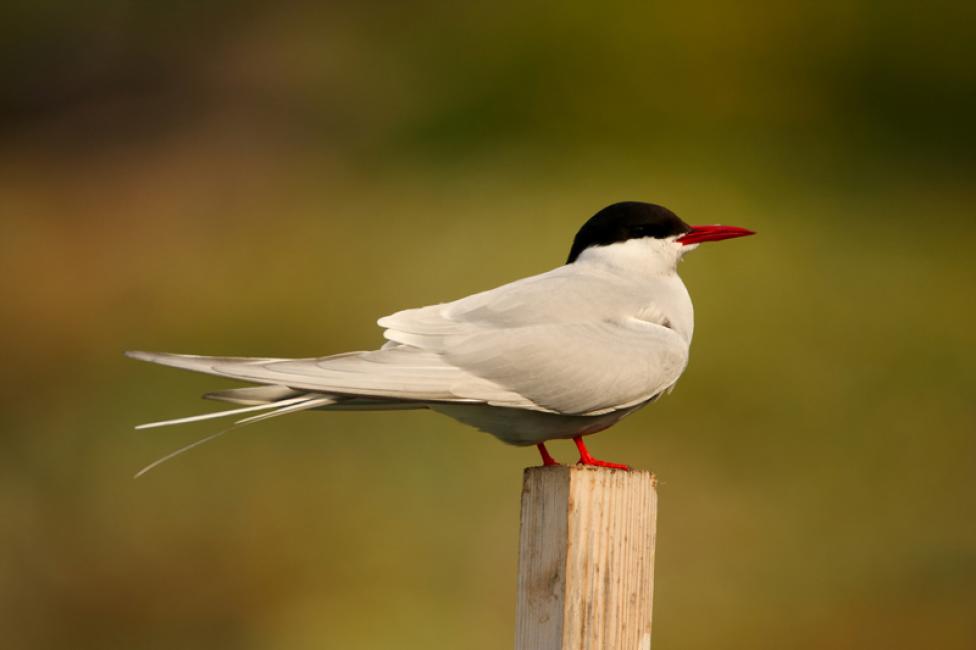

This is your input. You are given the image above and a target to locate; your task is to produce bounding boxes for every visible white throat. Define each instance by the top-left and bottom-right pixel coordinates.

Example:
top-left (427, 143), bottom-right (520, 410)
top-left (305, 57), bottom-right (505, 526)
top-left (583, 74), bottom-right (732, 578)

top-left (574, 236), bottom-right (690, 276)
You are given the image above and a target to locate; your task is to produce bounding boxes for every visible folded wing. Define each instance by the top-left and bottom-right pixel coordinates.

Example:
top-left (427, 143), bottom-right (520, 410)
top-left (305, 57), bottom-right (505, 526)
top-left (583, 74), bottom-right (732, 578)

top-left (129, 264), bottom-right (688, 417)
top-left (378, 265), bottom-right (689, 414)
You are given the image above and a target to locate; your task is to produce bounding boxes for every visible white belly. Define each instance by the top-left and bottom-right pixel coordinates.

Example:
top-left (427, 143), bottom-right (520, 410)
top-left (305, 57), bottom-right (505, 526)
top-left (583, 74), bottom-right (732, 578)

top-left (431, 400), bottom-right (652, 446)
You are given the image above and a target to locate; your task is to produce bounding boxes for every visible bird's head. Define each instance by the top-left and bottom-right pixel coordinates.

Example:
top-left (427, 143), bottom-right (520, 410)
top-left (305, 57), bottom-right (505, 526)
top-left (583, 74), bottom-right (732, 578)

top-left (567, 202), bottom-right (755, 272)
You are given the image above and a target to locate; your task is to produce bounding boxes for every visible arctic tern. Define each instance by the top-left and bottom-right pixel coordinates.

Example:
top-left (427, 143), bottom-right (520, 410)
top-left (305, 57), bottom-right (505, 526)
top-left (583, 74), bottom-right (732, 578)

top-left (128, 201), bottom-right (754, 474)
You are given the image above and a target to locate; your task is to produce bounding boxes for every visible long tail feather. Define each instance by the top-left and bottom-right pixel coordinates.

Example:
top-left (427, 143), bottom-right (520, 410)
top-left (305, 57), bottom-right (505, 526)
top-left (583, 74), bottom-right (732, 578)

top-left (134, 427), bottom-right (240, 479)
top-left (134, 396), bottom-right (312, 430)
top-left (233, 396), bottom-right (336, 425)
top-left (134, 396), bottom-right (332, 478)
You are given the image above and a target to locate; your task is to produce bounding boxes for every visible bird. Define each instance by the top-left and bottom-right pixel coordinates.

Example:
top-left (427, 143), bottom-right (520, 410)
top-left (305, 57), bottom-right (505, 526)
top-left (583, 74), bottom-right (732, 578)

top-left (127, 201), bottom-right (754, 475)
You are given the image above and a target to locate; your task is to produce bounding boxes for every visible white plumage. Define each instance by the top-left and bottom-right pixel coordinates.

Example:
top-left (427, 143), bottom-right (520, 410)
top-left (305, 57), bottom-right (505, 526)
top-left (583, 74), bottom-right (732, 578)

top-left (128, 202), bottom-right (753, 471)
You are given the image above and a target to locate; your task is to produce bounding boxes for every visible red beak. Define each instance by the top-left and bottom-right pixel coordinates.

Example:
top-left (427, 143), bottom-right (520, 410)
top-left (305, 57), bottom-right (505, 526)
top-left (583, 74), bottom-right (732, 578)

top-left (677, 225), bottom-right (756, 245)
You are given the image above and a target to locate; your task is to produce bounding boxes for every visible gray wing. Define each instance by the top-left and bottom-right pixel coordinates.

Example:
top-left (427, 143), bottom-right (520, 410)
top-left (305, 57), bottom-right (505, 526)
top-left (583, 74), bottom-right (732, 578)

top-left (377, 317), bottom-right (687, 415)
top-left (126, 347), bottom-right (538, 409)
top-left (377, 265), bottom-right (689, 414)
top-left (129, 265), bottom-right (688, 416)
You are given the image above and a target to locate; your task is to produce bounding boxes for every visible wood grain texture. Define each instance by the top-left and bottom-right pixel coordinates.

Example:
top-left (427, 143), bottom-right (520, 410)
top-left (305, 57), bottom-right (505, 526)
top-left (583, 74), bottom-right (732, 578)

top-left (515, 465), bottom-right (657, 650)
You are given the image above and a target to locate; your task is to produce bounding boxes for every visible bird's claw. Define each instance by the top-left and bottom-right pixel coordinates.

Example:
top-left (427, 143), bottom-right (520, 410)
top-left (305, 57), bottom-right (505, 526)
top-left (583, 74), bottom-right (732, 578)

top-left (576, 458), bottom-right (630, 470)
top-left (572, 435), bottom-right (630, 470)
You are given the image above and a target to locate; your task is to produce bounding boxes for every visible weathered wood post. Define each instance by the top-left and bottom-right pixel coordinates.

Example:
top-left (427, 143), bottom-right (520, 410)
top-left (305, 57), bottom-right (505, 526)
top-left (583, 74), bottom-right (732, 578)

top-left (515, 465), bottom-right (658, 650)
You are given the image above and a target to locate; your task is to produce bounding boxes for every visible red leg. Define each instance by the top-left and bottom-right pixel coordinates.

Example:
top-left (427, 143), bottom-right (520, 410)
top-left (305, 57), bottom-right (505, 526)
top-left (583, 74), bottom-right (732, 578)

top-left (536, 442), bottom-right (559, 466)
top-left (573, 436), bottom-right (629, 470)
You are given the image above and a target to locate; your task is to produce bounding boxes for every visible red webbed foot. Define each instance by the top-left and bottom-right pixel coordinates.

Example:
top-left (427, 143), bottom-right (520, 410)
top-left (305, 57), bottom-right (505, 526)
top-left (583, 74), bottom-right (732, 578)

top-left (573, 436), bottom-right (630, 470)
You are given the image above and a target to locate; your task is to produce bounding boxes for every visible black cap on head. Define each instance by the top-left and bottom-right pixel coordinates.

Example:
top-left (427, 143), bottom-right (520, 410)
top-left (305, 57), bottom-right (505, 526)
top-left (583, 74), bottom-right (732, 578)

top-left (566, 202), bottom-right (691, 263)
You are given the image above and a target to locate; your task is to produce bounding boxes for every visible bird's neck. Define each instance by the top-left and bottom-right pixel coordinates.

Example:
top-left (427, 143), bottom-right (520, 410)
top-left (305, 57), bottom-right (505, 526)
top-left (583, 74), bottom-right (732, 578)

top-left (576, 242), bottom-right (695, 344)
top-left (574, 238), bottom-right (682, 276)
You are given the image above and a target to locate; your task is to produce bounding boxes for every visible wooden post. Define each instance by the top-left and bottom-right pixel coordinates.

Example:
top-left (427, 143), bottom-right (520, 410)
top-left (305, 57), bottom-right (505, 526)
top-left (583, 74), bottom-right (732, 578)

top-left (515, 465), bottom-right (658, 650)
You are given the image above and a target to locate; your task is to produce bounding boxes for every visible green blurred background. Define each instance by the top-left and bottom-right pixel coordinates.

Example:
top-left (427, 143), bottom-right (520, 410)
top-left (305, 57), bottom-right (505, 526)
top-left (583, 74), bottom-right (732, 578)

top-left (2, 2), bottom-right (974, 648)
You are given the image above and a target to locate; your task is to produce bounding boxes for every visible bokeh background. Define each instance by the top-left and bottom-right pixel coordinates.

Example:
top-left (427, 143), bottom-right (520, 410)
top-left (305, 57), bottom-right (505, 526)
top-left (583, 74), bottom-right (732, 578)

top-left (2, 2), bottom-right (974, 649)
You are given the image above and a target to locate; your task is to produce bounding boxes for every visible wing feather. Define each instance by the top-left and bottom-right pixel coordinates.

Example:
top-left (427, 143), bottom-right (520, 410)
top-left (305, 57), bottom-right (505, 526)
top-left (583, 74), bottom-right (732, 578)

top-left (373, 265), bottom-right (689, 414)
top-left (127, 348), bottom-right (540, 409)
top-left (129, 263), bottom-right (690, 418)
top-left (440, 319), bottom-right (687, 414)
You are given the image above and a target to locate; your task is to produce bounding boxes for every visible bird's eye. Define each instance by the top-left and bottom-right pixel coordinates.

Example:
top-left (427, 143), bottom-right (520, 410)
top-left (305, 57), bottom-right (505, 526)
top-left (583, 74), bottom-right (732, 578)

top-left (630, 225), bottom-right (654, 237)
